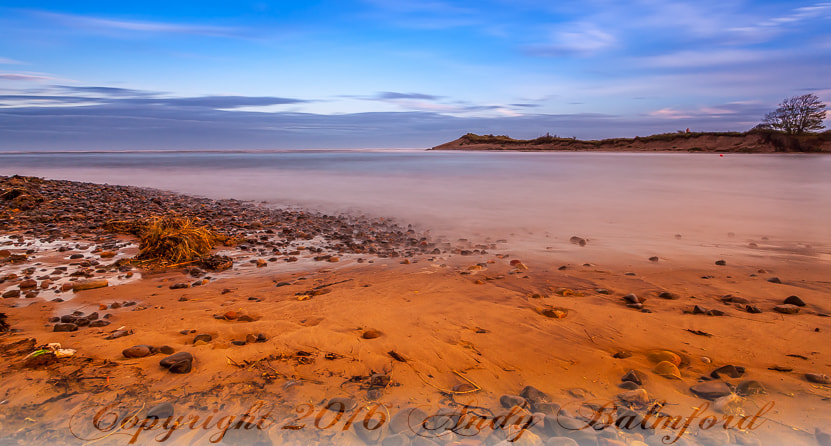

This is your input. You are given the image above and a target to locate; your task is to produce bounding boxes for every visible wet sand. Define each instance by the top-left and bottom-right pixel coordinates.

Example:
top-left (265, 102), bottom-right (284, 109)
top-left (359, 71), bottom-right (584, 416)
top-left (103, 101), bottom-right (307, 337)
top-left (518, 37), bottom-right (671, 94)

top-left (1, 176), bottom-right (831, 446)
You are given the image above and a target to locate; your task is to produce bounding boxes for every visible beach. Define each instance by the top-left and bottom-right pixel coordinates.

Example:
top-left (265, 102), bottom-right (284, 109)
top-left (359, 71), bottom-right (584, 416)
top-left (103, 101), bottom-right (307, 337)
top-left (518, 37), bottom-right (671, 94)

top-left (1, 158), bottom-right (830, 446)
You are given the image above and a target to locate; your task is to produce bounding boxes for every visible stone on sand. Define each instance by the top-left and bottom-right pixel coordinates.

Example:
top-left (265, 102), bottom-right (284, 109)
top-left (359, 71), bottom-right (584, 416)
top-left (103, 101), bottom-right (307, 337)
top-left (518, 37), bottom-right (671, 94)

top-left (647, 350), bottom-right (681, 366)
top-left (72, 279), bottom-right (109, 292)
top-left (652, 361), bottom-right (682, 379)
top-left (159, 352), bottom-right (193, 374)
top-left (774, 304), bottom-right (800, 314)
top-left (690, 381), bottom-right (733, 400)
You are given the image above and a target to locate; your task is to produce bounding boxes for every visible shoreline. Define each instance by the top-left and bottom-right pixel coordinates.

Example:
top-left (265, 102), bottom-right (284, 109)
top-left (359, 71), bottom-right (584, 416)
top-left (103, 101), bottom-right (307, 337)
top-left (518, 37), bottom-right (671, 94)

top-left (2, 175), bottom-right (831, 446)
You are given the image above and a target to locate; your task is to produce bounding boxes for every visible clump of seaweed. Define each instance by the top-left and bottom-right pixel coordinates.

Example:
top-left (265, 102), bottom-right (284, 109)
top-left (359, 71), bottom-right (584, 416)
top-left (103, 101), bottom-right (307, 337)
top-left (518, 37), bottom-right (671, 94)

top-left (135, 216), bottom-right (218, 265)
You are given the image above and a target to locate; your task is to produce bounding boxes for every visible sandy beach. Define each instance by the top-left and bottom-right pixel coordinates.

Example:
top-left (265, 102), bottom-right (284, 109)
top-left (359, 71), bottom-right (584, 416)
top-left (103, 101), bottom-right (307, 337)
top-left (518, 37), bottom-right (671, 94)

top-left (1, 175), bottom-right (830, 446)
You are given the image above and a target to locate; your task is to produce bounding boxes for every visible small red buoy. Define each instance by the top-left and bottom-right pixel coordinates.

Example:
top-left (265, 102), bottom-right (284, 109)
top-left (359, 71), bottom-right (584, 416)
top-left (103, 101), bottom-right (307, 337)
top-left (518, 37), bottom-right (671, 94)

top-left (719, 154), bottom-right (723, 157)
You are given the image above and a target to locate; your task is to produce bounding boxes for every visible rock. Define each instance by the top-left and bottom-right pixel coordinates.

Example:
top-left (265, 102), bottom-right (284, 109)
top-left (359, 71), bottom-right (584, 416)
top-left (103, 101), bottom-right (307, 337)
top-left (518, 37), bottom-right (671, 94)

top-left (648, 256), bottom-right (659, 262)
top-left (169, 283), bottom-right (189, 289)
top-left (767, 277), bottom-right (781, 284)
top-left (500, 394), bottom-right (528, 409)
top-left (192, 333), bottom-right (212, 344)
top-left (774, 304), bottom-right (800, 314)
top-left (618, 381), bottom-right (640, 390)
top-left (618, 389), bottom-right (649, 405)
top-left (362, 329), bottom-right (382, 339)
top-left (658, 291), bottom-right (680, 300)
top-left (784, 295), bottom-right (806, 307)
top-left (2, 289), bottom-right (21, 298)
top-left (89, 320), bottom-right (110, 327)
top-left (690, 381), bottom-right (733, 400)
top-left (706, 309), bottom-right (726, 316)
top-left (156, 345), bottom-right (175, 355)
top-left (123, 345), bottom-right (153, 358)
top-left (326, 397), bottom-right (357, 412)
top-left (647, 350), bottom-right (681, 366)
top-left (569, 236), bottom-right (586, 246)
top-left (60, 283), bottom-right (74, 292)
top-left (746, 305), bottom-right (763, 314)
top-left (223, 310), bottom-right (237, 320)
top-left (652, 361), bottom-right (682, 379)
top-left (715, 259), bottom-right (726, 266)
top-left (146, 402), bottom-right (174, 419)
top-left (72, 279), bottom-right (109, 292)
top-left (53, 323), bottom-right (78, 332)
top-left (245, 334), bottom-right (257, 344)
top-left (711, 365), bottom-right (745, 379)
top-left (623, 293), bottom-right (644, 303)
top-left (159, 352), bottom-right (193, 373)
top-left (613, 351), bottom-right (632, 359)
top-left (18, 279), bottom-right (37, 289)
top-left (736, 380), bottom-right (766, 396)
top-left (537, 307), bottom-right (568, 318)
top-left (626, 303), bottom-right (644, 310)
top-left (622, 370), bottom-right (643, 385)
top-left (520, 385), bottom-right (550, 404)
top-left (805, 373), bottom-right (831, 384)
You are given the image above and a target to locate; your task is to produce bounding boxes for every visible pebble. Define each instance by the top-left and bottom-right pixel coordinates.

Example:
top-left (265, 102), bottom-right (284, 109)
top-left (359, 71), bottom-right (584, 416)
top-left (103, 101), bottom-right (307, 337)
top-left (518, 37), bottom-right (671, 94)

top-left (805, 373), bottom-right (831, 384)
top-left (53, 323), bottom-right (78, 332)
top-left (169, 283), bottom-right (189, 289)
top-left (647, 350), bottom-right (681, 366)
top-left (122, 345), bottom-right (153, 358)
top-left (623, 293), bottom-right (645, 303)
top-left (72, 279), bottom-right (109, 291)
top-left (652, 361), bottom-right (681, 379)
top-left (500, 394), bottom-right (528, 409)
top-left (715, 259), bottom-right (726, 266)
top-left (648, 256), bottom-right (659, 262)
top-left (193, 333), bottom-right (212, 344)
top-left (105, 329), bottom-right (131, 339)
top-left (690, 381), bottom-right (733, 400)
top-left (736, 380), bottom-right (766, 396)
top-left (767, 277), bottom-right (782, 284)
top-left (595, 288), bottom-right (611, 295)
top-left (159, 352), bottom-right (193, 374)
top-left (362, 329), bottom-right (382, 339)
top-left (658, 291), bottom-right (680, 300)
top-left (617, 389), bottom-right (649, 405)
top-left (621, 370), bottom-right (643, 385)
top-left (773, 304), bottom-right (800, 314)
top-left (710, 365), bottom-right (745, 379)
top-left (746, 305), bottom-right (763, 314)
top-left (784, 295), bottom-right (806, 307)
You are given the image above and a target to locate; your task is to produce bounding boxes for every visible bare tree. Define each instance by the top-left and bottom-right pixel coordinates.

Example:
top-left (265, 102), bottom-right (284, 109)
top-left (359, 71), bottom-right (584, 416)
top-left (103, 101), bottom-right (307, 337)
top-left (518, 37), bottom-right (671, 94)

top-left (761, 93), bottom-right (827, 134)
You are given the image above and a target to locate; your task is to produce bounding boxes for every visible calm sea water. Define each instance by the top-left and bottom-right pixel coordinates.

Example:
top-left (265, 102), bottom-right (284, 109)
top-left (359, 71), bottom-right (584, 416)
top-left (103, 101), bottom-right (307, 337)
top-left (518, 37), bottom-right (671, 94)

top-left (1, 150), bottom-right (829, 263)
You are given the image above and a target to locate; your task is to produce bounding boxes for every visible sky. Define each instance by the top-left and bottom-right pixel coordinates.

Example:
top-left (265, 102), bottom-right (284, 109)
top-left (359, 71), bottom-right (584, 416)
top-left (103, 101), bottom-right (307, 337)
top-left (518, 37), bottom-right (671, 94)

top-left (0, 0), bottom-right (829, 150)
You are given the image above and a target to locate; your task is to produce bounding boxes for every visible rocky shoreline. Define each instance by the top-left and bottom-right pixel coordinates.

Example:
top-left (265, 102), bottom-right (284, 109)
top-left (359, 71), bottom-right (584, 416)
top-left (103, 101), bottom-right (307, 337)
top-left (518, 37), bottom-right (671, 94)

top-left (1, 175), bottom-right (830, 446)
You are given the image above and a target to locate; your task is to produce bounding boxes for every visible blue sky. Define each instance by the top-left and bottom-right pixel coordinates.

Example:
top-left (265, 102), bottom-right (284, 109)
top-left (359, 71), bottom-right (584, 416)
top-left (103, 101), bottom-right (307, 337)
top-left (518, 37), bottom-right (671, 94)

top-left (0, 0), bottom-right (829, 149)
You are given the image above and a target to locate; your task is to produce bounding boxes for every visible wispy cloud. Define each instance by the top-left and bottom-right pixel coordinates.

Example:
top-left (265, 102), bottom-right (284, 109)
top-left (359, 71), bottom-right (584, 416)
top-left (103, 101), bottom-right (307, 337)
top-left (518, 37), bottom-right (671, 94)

top-left (641, 49), bottom-right (782, 68)
top-left (33, 11), bottom-right (243, 38)
top-left (0, 73), bottom-right (54, 82)
top-left (376, 92), bottom-right (442, 100)
top-left (524, 22), bottom-right (615, 57)
top-left (0, 57), bottom-right (24, 65)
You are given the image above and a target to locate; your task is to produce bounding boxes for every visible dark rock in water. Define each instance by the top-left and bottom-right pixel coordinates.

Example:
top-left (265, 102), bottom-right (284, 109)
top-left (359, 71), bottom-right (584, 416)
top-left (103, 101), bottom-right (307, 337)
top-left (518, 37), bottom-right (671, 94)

top-left (711, 365), bottom-right (745, 379)
top-left (658, 291), bottom-right (680, 300)
top-left (715, 260), bottom-right (726, 266)
top-left (622, 370), bottom-right (643, 385)
top-left (746, 305), bottom-right (763, 314)
top-left (737, 380), bottom-right (766, 396)
top-left (618, 381), bottom-right (640, 390)
top-left (18, 279), bottom-right (37, 289)
top-left (53, 323), bottom-right (78, 332)
top-left (767, 277), bottom-right (781, 284)
top-left (146, 402), bottom-right (174, 420)
top-left (499, 394), bottom-right (528, 409)
top-left (690, 381), bottom-right (733, 400)
top-left (2, 289), bottom-right (21, 298)
top-left (160, 352), bottom-right (193, 373)
top-left (48, 316), bottom-right (60, 323)
top-left (86, 312), bottom-right (99, 320)
top-left (805, 373), bottom-right (831, 384)
top-left (784, 295), bottom-right (806, 307)
top-left (520, 385), bottom-right (550, 404)
top-left (774, 304), bottom-right (800, 314)
top-left (123, 345), bottom-right (153, 358)
top-left (192, 333), bottom-right (212, 344)
top-left (60, 315), bottom-right (77, 323)
top-left (623, 293), bottom-right (644, 303)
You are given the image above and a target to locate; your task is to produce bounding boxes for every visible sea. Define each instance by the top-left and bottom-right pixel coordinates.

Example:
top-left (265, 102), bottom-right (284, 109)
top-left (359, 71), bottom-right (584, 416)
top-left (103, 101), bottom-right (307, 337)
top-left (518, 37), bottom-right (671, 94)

top-left (1, 150), bottom-right (829, 265)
